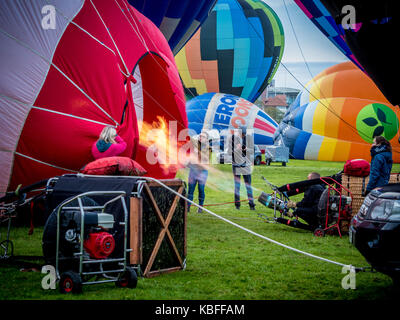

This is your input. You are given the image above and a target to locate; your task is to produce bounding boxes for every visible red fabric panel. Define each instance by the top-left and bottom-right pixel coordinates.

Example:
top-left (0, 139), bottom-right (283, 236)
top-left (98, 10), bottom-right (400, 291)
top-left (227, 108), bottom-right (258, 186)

top-left (80, 156), bottom-right (147, 176)
top-left (16, 110), bottom-right (105, 171)
top-left (9, 154), bottom-right (73, 192)
top-left (9, 0), bottom-right (187, 191)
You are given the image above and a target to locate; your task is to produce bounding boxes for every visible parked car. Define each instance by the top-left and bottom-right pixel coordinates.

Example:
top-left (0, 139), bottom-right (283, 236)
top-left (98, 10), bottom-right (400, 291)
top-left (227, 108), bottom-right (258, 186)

top-left (218, 145), bottom-right (262, 165)
top-left (350, 183), bottom-right (400, 283)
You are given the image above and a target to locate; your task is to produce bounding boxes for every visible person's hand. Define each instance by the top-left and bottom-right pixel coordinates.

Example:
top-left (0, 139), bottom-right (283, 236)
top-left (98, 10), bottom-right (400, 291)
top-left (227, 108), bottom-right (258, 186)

top-left (286, 201), bottom-right (296, 208)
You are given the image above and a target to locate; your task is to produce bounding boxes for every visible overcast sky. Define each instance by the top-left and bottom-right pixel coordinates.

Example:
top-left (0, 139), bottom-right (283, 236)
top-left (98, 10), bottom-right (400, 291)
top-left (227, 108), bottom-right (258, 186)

top-left (265, 0), bottom-right (348, 90)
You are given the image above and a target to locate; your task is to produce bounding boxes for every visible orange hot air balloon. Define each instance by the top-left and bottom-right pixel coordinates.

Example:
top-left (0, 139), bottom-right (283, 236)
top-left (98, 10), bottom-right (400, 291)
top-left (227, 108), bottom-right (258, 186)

top-left (275, 62), bottom-right (400, 162)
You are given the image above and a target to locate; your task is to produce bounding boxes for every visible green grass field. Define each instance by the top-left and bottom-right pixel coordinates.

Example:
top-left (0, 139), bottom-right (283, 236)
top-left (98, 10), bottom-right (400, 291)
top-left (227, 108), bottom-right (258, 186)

top-left (1, 160), bottom-right (400, 300)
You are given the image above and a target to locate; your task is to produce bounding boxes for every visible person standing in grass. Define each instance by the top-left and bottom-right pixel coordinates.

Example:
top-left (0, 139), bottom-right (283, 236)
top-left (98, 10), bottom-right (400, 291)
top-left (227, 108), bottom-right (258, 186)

top-left (187, 132), bottom-right (210, 213)
top-left (231, 126), bottom-right (255, 211)
top-left (365, 136), bottom-right (393, 194)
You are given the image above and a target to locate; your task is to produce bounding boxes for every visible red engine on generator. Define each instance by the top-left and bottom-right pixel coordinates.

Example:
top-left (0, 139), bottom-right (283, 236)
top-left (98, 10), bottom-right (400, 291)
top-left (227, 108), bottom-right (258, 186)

top-left (84, 231), bottom-right (115, 259)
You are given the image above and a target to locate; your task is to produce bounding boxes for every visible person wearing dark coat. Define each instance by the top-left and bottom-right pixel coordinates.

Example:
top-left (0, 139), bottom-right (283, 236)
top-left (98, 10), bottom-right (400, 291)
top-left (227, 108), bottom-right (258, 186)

top-left (231, 126), bottom-right (255, 210)
top-left (365, 136), bottom-right (393, 194)
top-left (287, 172), bottom-right (325, 228)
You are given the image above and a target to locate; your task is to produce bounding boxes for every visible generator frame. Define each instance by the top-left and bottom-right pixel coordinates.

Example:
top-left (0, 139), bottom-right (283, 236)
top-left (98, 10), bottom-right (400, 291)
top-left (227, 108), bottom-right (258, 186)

top-left (313, 177), bottom-right (353, 237)
top-left (260, 176), bottom-right (353, 237)
top-left (0, 201), bottom-right (17, 260)
top-left (54, 190), bottom-right (134, 292)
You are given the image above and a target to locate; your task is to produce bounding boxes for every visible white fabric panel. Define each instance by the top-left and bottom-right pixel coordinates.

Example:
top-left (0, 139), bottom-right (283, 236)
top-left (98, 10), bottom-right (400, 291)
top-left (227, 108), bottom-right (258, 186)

top-left (0, 96), bottom-right (28, 153)
top-left (0, 0), bottom-right (83, 193)
top-left (299, 89), bottom-right (310, 107)
top-left (304, 134), bottom-right (324, 160)
top-left (203, 93), bottom-right (221, 131)
top-left (0, 0), bottom-right (83, 104)
top-left (131, 66), bottom-right (144, 133)
top-left (302, 100), bottom-right (318, 133)
top-left (0, 152), bottom-right (14, 194)
top-left (254, 127), bottom-right (272, 138)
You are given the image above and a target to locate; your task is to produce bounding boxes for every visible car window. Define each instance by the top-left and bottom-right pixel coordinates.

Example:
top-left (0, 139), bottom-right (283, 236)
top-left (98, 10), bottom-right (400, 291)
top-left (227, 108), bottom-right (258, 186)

top-left (369, 199), bottom-right (393, 221)
top-left (391, 201), bottom-right (400, 221)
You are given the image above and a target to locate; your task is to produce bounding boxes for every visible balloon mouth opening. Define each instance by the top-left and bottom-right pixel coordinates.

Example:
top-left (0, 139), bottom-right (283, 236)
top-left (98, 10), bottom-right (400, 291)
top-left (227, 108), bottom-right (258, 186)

top-left (132, 53), bottom-right (185, 178)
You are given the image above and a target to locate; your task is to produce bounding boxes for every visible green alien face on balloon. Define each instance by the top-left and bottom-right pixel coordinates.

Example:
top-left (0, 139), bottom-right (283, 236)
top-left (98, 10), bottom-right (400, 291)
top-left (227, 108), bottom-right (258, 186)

top-left (356, 103), bottom-right (399, 143)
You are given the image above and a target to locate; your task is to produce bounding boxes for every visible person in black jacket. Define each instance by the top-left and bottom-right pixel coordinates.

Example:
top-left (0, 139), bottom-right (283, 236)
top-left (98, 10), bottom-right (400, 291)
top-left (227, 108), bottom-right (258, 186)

top-left (230, 126), bottom-right (255, 210)
top-left (365, 136), bottom-right (393, 194)
top-left (287, 172), bottom-right (325, 228)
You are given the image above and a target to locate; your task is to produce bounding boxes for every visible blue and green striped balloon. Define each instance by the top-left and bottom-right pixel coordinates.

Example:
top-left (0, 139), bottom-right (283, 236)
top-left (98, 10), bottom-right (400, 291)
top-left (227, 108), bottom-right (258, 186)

top-left (176, 0), bottom-right (284, 103)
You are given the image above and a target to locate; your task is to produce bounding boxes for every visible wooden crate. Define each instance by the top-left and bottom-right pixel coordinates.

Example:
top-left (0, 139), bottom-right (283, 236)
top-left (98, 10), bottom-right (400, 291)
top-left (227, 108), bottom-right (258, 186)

top-left (342, 173), bottom-right (400, 216)
top-left (129, 179), bottom-right (187, 278)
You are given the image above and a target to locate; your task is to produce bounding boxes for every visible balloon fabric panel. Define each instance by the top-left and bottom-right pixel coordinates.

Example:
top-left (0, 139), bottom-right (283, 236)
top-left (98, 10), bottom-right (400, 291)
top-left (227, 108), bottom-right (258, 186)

top-left (294, 0), bottom-right (364, 71)
top-left (128, 0), bottom-right (218, 54)
top-left (175, 0), bottom-right (284, 102)
top-left (275, 62), bottom-right (400, 163)
top-left (186, 92), bottom-right (277, 147)
top-left (320, 0), bottom-right (399, 106)
top-left (0, 0), bottom-right (187, 194)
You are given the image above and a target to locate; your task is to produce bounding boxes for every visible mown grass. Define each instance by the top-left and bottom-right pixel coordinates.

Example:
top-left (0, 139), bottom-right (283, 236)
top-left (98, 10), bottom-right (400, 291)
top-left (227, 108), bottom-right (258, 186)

top-left (1, 160), bottom-right (400, 300)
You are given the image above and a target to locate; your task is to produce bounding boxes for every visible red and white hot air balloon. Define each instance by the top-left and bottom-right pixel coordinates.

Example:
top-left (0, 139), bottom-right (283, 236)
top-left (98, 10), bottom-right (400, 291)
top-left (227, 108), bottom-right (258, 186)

top-left (0, 0), bottom-right (188, 195)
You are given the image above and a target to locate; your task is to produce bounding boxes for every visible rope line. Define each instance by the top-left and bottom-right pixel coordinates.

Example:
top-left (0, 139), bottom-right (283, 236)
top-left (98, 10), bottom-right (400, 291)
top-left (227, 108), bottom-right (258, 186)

top-left (142, 176), bottom-right (362, 270)
top-left (90, 0), bottom-right (130, 76)
top-left (202, 199), bottom-right (248, 207)
top-left (15, 153), bottom-right (78, 173)
top-left (47, 0), bottom-right (117, 55)
top-left (31, 106), bottom-right (112, 126)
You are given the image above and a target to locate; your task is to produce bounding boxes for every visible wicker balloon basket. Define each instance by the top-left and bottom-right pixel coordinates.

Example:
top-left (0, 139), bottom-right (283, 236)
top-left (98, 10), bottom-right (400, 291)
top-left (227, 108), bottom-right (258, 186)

top-left (341, 173), bottom-right (400, 217)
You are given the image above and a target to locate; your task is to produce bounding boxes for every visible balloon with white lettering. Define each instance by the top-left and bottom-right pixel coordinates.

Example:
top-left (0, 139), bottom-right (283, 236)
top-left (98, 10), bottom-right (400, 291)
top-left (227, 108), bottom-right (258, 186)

top-left (186, 92), bottom-right (278, 147)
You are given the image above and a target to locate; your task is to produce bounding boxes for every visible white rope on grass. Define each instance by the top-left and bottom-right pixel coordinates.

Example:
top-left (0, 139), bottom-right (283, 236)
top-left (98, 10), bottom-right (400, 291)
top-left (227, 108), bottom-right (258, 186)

top-left (142, 176), bottom-right (357, 270)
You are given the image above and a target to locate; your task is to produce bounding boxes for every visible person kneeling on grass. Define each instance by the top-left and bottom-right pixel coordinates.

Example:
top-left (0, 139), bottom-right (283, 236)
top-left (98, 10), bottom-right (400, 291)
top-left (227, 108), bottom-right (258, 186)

top-left (286, 172), bottom-right (325, 228)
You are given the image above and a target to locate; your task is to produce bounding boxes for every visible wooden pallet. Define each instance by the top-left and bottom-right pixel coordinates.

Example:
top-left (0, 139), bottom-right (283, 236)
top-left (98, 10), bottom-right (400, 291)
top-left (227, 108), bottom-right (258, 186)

top-left (129, 179), bottom-right (187, 278)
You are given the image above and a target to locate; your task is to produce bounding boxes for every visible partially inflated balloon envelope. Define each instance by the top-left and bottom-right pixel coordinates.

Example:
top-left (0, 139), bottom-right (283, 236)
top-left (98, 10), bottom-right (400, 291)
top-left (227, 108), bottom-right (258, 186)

top-left (187, 93), bottom-right (278, 146)
top-left (175, 0), bottom-right (284, 103)
top-left (298, 0), bottom-right (399, 106)
top-left (0, 0), bottom-right (187, 195)
top-left (128, 0), bottom-right (217, 55)
top-left (293, 0), bottom-right (364, 71)
top-left (274, 62), bottom-right (400, 162)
